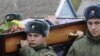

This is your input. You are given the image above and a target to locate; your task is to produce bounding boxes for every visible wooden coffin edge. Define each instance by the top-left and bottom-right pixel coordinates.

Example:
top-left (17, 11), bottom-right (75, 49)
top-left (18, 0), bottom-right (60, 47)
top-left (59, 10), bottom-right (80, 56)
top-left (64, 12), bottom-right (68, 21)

top-left (46, 20), bottom-right (86, 45)
top-left (50, 20), bottom-right (86, 30)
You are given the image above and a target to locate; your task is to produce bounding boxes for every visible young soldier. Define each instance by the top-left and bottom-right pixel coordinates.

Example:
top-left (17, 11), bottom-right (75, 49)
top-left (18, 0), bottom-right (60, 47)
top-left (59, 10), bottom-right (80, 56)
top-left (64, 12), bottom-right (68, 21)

top-left (19, 20), bottom-right (57, 56)
top-left (66, 4), bottom-right (100, 56)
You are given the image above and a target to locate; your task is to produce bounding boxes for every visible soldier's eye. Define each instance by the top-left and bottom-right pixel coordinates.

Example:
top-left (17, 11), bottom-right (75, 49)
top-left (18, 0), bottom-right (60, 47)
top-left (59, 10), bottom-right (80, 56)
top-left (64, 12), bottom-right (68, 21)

top-left (27, 34), bottom-right (32, 37)
top-left (33, 34), bottom-right (39, 37)
top-left (95, 21), bottom-right (100, 25)
top-left (87, 22), bottom-right (92, 25)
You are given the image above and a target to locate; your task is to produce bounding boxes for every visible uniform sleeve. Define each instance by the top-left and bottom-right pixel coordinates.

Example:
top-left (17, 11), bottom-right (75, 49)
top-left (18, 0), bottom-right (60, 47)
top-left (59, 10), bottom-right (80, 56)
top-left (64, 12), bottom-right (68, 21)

top-left (19, 46), bottom-right (57, 56)
top-left (66, 46), bottom-right (75, 56)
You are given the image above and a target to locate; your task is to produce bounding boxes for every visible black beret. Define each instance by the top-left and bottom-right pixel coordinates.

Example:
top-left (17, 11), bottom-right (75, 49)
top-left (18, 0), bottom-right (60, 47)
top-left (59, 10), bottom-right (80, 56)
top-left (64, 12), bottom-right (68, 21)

top-left (25, 20), bottom-right (50, 37)
top-left (84, 4), bottom-right (100, 21)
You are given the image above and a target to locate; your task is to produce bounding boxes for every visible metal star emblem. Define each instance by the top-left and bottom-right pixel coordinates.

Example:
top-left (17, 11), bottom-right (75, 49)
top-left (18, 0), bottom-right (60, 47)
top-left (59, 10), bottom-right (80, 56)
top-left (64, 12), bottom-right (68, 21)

top-left (91, 10), bottom-right (95, 15)
top-left (7, 16), bottom-right (10, 19)
top-left (32, 25), bottom-right (35, 29)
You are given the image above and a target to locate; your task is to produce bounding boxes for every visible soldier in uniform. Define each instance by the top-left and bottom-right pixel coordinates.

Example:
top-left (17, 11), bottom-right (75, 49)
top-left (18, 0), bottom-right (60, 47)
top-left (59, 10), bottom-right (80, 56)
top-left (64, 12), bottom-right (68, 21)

top-left (66, 4), bottom-right (100, 56)
top-left (19, 20), bottom-right (57, 56)
top-left (4, 13), bottom-right (21, 21)
top-left (0, 13), bottom-right (23, 33)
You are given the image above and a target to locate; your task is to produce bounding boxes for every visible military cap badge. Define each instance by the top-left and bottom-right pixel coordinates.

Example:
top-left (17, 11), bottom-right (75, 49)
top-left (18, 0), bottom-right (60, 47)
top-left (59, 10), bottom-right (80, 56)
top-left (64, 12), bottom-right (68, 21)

top-left (91, 10), bottom-right (95, 15)
top-left (32, 25), bottom-right (35, 29)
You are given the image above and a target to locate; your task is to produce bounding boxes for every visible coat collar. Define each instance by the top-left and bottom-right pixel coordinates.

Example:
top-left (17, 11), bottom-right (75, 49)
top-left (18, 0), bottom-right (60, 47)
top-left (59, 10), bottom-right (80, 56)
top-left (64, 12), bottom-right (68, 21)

top-left (33, 42), bottom-right (47, 51)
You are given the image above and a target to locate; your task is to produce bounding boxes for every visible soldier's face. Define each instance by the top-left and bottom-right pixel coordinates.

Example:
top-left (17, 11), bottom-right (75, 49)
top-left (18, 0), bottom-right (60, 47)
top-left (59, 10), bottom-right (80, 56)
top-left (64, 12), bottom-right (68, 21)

top-left (87, 19), bottom-right (100, 37)
top-left (27, 33), bottom-right (45, 48)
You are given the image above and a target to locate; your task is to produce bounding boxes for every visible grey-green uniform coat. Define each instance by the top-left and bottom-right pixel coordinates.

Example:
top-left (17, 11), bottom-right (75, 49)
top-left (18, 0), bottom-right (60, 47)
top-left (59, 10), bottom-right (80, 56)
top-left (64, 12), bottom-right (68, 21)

top-left (19, 43), bottom-right (57, 56)
top-left (66, 32), bottom-right (100, 56)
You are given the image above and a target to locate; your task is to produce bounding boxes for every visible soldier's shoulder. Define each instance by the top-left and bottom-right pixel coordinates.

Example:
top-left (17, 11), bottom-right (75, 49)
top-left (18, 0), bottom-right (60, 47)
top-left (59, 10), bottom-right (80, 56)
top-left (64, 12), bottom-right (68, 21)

top-left (72, 35), bottom-right (87, 46)
top-left (42, 46), bottom-right (54, 51)
top-left (75, 35), bottom-right (87, 42)
top-left (38, 46), bottom-right (56, 56)
top-left (39, 46), bottom-right (55, 53)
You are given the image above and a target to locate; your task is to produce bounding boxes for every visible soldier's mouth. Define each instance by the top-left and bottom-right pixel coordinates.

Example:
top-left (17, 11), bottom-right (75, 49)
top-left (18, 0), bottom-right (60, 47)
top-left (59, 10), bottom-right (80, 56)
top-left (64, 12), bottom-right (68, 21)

top-left (29, 43), bottom-right (36, 45)
top-left (92, 31), bottom-right (97, 34)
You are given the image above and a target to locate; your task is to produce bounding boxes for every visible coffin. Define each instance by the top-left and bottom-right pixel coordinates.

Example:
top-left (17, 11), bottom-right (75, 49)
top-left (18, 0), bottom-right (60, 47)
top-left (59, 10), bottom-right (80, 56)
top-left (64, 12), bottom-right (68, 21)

top-left (0, 20), bottom-right (86, 56)
top-left (46, 20), bottom-right (86, 45)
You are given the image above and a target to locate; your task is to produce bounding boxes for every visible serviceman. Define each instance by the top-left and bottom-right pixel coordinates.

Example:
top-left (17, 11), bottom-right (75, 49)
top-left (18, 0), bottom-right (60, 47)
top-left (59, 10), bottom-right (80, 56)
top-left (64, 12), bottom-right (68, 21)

top-left (5, 13), bottom-right (24, 29)
top-left (19, 20), bottom-right (57, 56)
top-left (0, 13), bottom-right (23, 33)
top-left (4, 13), bottom-right (21, 22)
top-left (66, 4), bottom-right (100, 56)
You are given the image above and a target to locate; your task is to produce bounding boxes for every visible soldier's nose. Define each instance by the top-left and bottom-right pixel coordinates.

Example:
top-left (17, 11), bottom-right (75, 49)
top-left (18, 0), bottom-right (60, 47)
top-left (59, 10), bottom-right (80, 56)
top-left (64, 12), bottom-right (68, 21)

top-left (30, 37), bottom-right (35, 41)
top-left (91, 24), bottom-right (96, 30)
